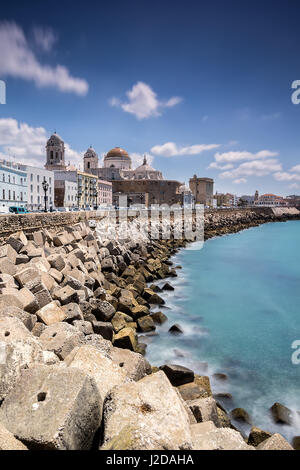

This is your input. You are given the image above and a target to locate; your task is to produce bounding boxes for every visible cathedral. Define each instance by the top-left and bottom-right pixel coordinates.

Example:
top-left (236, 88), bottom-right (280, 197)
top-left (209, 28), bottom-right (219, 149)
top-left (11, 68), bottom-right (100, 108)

top-left (83, 146), bottom-right (163, 181)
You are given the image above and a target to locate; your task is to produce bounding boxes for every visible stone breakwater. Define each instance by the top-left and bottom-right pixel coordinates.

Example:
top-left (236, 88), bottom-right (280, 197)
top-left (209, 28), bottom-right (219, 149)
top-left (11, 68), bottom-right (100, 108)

top-left (0, 208), bottom-right (298, 450)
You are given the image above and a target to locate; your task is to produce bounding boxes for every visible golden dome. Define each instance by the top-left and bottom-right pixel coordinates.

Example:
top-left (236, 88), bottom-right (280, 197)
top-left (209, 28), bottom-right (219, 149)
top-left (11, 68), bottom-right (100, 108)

top-left (105, 147), bottom-right (130, 160)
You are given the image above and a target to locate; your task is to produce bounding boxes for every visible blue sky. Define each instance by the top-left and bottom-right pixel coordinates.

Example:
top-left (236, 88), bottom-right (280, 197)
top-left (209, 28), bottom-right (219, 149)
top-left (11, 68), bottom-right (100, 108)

top-left (1, 0), bottom-right (300, 196)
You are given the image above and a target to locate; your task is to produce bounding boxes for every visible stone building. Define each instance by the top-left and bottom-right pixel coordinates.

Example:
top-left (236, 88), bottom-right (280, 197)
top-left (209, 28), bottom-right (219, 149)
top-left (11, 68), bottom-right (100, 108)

top-left (112, 180), bottom-right (183, 207)
top-left (84, 147), bottom-right (163, 182)
top-left (45, 133), bottom-right (66, 171)
top-left (189, 176), bottom-right (214, 207)
top-left (54, 170), bottom-right (97, 209)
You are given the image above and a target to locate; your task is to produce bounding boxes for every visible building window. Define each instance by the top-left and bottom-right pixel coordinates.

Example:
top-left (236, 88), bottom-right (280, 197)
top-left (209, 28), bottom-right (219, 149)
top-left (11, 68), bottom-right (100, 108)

top-left (13, 191), bottom-right (15, 200)
top-left (50, 151), bottom-right (53, 159)
top-left (2, 174), bottom-right (4, 182)
top-left (8, 175), bottom-right (11, 183)
top-left (30, 184), bottom-right (33, 192)
top-left (37, 175), bottom-right (40, 183)
top-left (8, 190), bottom-right (11, 200)
top-left (31, 174), bottom-right (33, 182)
top-left (2, 189), bottom-right (5, 199)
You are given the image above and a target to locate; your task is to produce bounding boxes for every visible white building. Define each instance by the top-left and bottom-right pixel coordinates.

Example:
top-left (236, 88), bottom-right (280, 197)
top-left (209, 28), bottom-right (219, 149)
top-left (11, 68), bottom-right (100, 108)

top-left (54, 178), bottom-right (78, 208)
top-left (19, 165), bottom-right (54, 211)
top-left (0, 161), bottom-right (27, 209)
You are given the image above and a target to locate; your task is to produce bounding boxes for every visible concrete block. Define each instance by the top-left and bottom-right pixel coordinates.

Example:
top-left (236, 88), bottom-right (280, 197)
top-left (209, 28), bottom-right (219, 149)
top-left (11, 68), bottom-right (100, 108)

top-left (0, 365), bottom-right (102, 450)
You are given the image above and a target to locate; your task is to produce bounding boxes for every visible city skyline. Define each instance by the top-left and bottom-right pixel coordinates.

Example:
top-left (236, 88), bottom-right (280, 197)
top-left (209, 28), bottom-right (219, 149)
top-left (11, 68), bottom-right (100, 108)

top-left (1, 0), bottom-right (300, 196)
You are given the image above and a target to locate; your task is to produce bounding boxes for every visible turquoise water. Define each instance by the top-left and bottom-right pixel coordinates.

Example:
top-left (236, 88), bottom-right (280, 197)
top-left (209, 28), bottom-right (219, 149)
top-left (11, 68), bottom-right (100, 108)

top-left (146, 221), bottom-right (300, 440)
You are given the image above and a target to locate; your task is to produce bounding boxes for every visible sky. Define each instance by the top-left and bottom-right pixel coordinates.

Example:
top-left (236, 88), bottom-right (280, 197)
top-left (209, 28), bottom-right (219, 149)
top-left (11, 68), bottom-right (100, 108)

top-left (1, 0), bottom-right (300, 196)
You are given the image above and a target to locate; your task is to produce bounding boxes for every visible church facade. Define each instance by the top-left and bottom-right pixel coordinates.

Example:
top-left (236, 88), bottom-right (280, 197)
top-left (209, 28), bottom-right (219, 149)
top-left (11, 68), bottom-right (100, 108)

top-left (83, 146), bottom-right (163, 181)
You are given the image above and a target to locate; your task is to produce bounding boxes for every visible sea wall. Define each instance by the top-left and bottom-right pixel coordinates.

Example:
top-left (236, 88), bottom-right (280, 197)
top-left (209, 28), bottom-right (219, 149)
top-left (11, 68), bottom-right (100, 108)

top-left (0, 206), bottom-right (299, 242)
top-left (0, 210), bottom-right (297, 450)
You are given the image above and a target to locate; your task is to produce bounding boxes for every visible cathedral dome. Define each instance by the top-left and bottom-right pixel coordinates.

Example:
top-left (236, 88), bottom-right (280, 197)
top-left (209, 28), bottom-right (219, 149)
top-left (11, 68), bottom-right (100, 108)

top-left (105, 147), bottom-right (130, 160)
top-left (46, 132), bottom-right (64, 146)
top-left (84, 147), bottom-right (98, 158)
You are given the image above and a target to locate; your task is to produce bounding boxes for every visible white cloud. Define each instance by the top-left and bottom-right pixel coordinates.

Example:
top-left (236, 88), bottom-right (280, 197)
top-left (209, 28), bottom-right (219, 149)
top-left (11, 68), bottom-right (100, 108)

top-left (273, 172), bottom-right (300, 182)
top-left (0, 118), bottom-right (82, 167)
top-left (33, 26), bottom-right (57, 52)
top-left (151, 142), bottom-right (220, 157)
top-left (214, 150), bottom-right (278, 164)
top-left (288, 183), bottom-right (300, 189)
top-left (208, 162), bottom-right (234, 170)
top-left (233, 178), bottom-right (247, 184)
top-left (0, 22), bottom-right (88, 95)
top-left (130, 152), bottom-right (154, 168)
top-left (290, 164), bottom-right (300, 173)
top-left (110, 82), bottom-right (182, 119)
top-left (220, 159), bottom-right (282, 179)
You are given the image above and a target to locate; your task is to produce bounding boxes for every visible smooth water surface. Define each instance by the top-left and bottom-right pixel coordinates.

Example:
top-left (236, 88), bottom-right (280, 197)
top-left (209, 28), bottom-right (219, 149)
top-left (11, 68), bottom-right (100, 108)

top-left (146, 221), bottom-right (300, 440)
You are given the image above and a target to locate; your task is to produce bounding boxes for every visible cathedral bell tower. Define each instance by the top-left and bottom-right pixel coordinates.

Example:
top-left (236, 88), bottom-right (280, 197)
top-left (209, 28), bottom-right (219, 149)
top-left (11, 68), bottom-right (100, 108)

top-left (45, 132), bottom-right (66, 171)
top-left (84, 146), bottom-right (99, 173)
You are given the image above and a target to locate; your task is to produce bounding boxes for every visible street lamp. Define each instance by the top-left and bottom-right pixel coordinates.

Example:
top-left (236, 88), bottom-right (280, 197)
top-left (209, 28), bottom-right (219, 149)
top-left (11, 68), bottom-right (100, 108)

top-left (42, 179), bottom-right (49, 213)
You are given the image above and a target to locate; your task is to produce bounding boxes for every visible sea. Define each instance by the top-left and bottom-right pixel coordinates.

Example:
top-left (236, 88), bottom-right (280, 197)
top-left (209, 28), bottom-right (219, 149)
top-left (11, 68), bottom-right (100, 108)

top-left (145, 220), bottom-right (300, 441)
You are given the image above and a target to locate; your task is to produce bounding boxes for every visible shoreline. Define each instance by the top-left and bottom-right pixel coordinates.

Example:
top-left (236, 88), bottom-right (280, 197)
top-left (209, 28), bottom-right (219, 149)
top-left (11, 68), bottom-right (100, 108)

top-left (145, 216), bottom-right (300, 444)
top-left (0, 209), bottom-right (298, 450)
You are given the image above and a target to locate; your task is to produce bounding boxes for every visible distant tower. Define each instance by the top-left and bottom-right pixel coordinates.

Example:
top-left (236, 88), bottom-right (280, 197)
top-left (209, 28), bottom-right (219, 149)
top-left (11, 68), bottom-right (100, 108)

top-left (254, 190), bottom-right (259, 202)
top-left (45, 132), bottom-right (66, 171)
top-left (84, 146), bottom-right (99, 173)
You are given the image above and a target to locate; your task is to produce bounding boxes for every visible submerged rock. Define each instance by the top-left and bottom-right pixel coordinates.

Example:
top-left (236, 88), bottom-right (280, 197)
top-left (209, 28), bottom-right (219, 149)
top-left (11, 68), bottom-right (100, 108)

top-left (160, 364), bottom-right (194, 386)
top-left (247, 426), bottom-right (272, 447)
top-left (230, 407), bottom-right (252, 425)
top-left (168, 323), bottom-right (183, 335)
top-left (270, 402), bottom-right (293, 425)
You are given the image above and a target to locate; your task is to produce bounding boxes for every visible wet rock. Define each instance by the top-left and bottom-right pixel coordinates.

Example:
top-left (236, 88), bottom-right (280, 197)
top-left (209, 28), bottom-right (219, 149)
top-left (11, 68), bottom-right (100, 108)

top-left (151, 311), bottom-right (168, 324)
top-left (0, 365), bottom-right (101, 450)
top-left (248, 426), bottom-right (272, 447)
top-left (113, 327), bottom-right (137, 352)
top-left (217, 405), bottom-right (232, 428)
top-left (257, 433), bottom-right (293, 450)
top-left (213, 373), bottom-right (228, 381)
top-left (270, 402), bottom-right (293, 425)
top-left (230, 408), bottom-right (252, 425)
top-left (160, 364), bottom-right (194, 386)
top-left (292, 436), bottom-right (300, 450)
top-left (178, 382), bottom-right (210, 401)
top-left (135, 342), bottom-right (147, 356)
top-left (137, 315), bottom-right (156, 333)
top-left (168, 323), bottom-right (183, 334)
top-left (162, 282), bottom-right (174, 291)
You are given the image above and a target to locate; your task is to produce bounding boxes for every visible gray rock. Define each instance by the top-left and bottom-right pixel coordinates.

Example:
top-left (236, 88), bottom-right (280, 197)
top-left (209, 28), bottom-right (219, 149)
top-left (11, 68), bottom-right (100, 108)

top-left (160, 364), bottom-right (194, 386)
top-left (257, 433), bottom-right (293, 450)
top-left (270, 402), bottom-right (293, 425)
top-left (0, 365), bottom-right (102, 450)
top-left (188, 397), bottom-right (220, 426)
top-left (39, 323), bottom-right (85, 360)
top-left (102, 371), bottom-right (192, 450)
